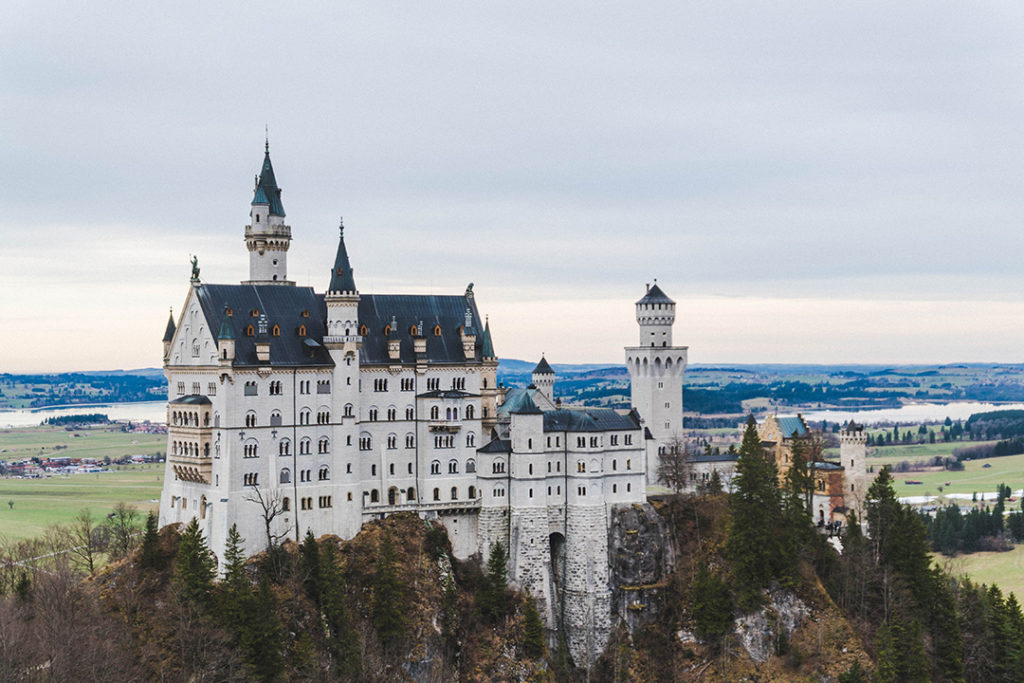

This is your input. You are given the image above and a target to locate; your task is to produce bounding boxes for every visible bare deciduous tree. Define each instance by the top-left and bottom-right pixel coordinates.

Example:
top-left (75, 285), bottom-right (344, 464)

top-left (242, 486), bottom-right (288, 550)
top-left (657, 434), bottom-right (691, 495)
top-left (65, 509), bottom-right (107, 574)
top-left (106, 502), bottom-right (140, 559)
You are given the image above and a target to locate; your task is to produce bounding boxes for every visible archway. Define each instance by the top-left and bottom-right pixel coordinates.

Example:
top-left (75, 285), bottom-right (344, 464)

top-left (549, 532), bottom-right (566, 590)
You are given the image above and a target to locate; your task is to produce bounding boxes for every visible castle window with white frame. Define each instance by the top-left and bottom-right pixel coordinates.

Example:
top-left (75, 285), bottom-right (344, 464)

top-left (270, 411), bottom-right (282, 427)
top-left (433, 488), bottom-right (440, 501)
top-left (318, 496), bottom-right (332, 508)
top-left (280, 468), bottom-right (290, 484)
top-left (359, 435), bottom-right (372, 451)
top-left (610, 435), bottom-right (618, 446)
top-left (245, 412), bottom-right (257, 428)
top-left (577, 436), bottom-right (585, 448)
top-left (177, 382), bottom-right (185, 396)
top-left (466, 458), bottom-right (476, 473)
top-left (369, 407), bottom-right (379, 421)
top-left (279, 439), bottom-right (290, 456)
top-left (466, 432), bottom-right (475, 447)
top-left (427, 378), bottom-right (440, 391)
top-left (299, 409), bottom-right (310, 425)
top-left (243, 473), bottom-right (258, 486)
top-left (450, 487), bottom-right (458, 500)
top-left (374, 378), bottom-right (388, 392)
top-left (430, 460), bottom-right (441, 475)
top-left (318, 465), bottom-right (330, 481)
top-left (625, 434), bottom-right (633, 445)
top-left (492, 460), bottom-right (505, 474)
top-left (387, 407), bottom-right (396, 421)
top-left (243, 442), bottom-right (258, 458)
top-left (318, 437), bottom-right (329, 454)
top-left (405, 433), bottom-right (415, 448)
top-left (405, 406), bottom-right (414, 420)
top-left (208, 382), bottom-right (216, 396)
top-left (344, 403), bottom-right (354, 418)
top-left (317, 380), bottom-right (330, 394)
top-left (244, 381), bottom-right (257, 396)
top-left (448, 459), bottom-right (459, 474)
top-left (387, 434), bottom-right (397, 449)
top-left (401, 378), bottom-right (414, 391)
top-left (300, 437), bottom-right (311, 455)
top-left (430, 406), bottom-right (439, 420)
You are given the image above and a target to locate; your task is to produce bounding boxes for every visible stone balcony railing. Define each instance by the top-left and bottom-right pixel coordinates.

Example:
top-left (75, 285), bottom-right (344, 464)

top-left (428, 419), bottom-right (462, 432)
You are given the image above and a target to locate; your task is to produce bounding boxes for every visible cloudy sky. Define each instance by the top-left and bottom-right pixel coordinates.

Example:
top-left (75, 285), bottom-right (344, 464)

top-left (4, 2), bottom-right (1024, 372)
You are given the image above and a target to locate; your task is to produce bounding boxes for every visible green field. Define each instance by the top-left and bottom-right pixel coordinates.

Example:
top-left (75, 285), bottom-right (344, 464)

top-left (937, 546), bottom-right (1024, 600)
top-left (0, 465), bottom-right (163, 540)
top-left (882, 452), bottom-right (1024, 499)
top-left (0, 426), bottom-right (166, 540)
top-left (0, 425), bottom-right (164, 462)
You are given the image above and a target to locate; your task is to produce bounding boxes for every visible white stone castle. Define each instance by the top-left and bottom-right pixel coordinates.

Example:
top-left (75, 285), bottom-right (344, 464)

top-left (158, 145), bottom-right (687, 663)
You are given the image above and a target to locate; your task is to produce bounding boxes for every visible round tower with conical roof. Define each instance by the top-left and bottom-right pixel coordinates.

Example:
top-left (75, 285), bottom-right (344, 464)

top-left (625, 282), bottom-right (688, 486)
top-left (244, 140), bottom-right (293, 285)
top-left (532, 356), bottom-right (555, 403)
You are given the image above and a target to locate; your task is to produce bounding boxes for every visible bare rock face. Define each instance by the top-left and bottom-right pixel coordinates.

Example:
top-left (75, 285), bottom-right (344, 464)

top-left (734, 588), bottom-right (811, 663)
top-left (608, 503), bottom-right (675, 632)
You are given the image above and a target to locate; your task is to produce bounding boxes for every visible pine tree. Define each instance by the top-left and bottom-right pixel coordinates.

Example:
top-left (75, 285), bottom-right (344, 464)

top-left (299, 529), bottom-right (321, 604)
top-left (243, 575), bottom-right (284, 682)
top-left (523, 598), bottom-right (546, 659)
top-left (727, 415), bottom-right (783, 609)
top-left (707, 469), bottom-right (723, 494)
top-left (691, 565), bottom-right (733, 648)
top-left (372, 528), bottom-right (406, 650)
top-left (174, 518), bottom-right (216, 606)
top-left (319, 540), bottom-right (361, 678)
top-left (478, 541), bottom-right (510, 622)
top-left (219, 524), bottom-right (249, 632)
top-left (139, 511), bottom-right (163, 570)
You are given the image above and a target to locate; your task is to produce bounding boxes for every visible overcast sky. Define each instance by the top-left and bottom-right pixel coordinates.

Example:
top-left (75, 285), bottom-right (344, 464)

top-left (4, 2), bottom-right (1024, 372)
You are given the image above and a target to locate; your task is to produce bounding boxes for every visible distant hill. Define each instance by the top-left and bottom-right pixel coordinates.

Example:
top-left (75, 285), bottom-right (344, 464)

top-left (78, 368), bottom-right (164, 379)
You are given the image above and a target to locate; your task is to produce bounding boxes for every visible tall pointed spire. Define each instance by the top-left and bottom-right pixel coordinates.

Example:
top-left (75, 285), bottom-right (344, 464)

top-left (328, 218), bottom-right (357, 293)
top-left (251, 138), bottom-right (285, 217)
top-left (163, 308), bottom-right (176, 342)
top-left (480, 317), bottom-right (495, 359)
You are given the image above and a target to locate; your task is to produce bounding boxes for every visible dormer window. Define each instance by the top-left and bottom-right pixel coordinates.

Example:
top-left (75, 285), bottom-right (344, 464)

top-left (225, 307), bottom-right (233, 316)
top-left (409, 325), bottom-right (418, 336)
top-left (359, 324), bottom-right (368, 336)
top-left (433, 324), bottom-right (442, 337)
top-left (251, 309), bottom-right (259, 317)
top-left (246, 324), bottom-right (255, 337)
top-left (297, 324), bottom-right (306, 336)
top-left (383, 324), bottom-right (391, 335)
top-left (301, 310), bottom-right (310, 318)
top-left (271, 324), bottom-right (280, 337)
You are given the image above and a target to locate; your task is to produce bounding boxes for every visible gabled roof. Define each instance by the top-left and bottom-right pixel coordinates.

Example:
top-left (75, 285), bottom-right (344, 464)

top-left (477, 436), bottom-right (512, 454)
top-left (542, 407), bottom-right (640, 433)
top-left (328, 223), bottom-right (357, 293)
top-left (532, 356), bottom-right (554, 375)
top-left (480, 318), bottom-right (495, 359)
top-left (510, 391), bottom-right (543, 415)
top-left (776, 415), bottom-right (809, 439)
top-left (162, 311), bottom-right (176, 342)
top-left (637, 283), bottom-right (674, 305)
top-left (251, 147), bottom-right (286, 217)
top-left (357, 294), bottom-right (487, 365)
top-left (195, 284), bottom-right (332, 367)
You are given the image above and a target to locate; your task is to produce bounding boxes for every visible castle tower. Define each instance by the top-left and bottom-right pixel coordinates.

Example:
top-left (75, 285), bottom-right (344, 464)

top-left (840, 422), bottom-right (868, 518)
top-left (243, 140), bottom-right (293, 285)
top-left (324, 221), bottom-right (363, 538)
top-left (479, 317), bottom-right (500, 433)
top-left (625, 283), bottom-right (688, 486)
top-left (532, 356), bottom-right (555, 403)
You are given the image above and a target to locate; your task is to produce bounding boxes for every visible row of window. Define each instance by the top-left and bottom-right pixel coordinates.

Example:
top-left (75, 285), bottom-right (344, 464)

top-left (243, 379), bottom-right (331, 397)
top-left (170, 410), bottom-right (209, 427)
top-left (171, 441), bottom-right (209, 458)
top-left (279, 466), bottom-right (332, 484)
top-left (176, 382), bottom-right (217, 396)
top-left (429, 458), bottom-right (477, 474)
top-left (574, 434), bottom-right (633, 448)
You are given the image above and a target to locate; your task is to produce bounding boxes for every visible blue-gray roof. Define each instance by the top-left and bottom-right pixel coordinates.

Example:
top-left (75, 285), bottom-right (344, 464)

top-left (687, 453), bottom-right (739, 463)
top-left (542, 407), bottom-right (640, 433)
top-left (637, 283), bottom-right (673, 305)
top-left (358, 294), bottom-right (487, 365)
top-left (196, 284), bottom-right (332, 367)
top-left (170, 394), bottom-right (212, 405)
top-left (328, 225), bottom-right (357, 293)
top-left (533, 357), bottom-right (554, 375)
top-left (163, 312), bottom-right (176, 342)
top-left (812, 461), bottom-right (844, 471)
top-left (480, 319), bottom-right (495, 359)
top-left (776, 416), bottom-right (809, 438)
top-left (251, 151), bottom-right (286, 217)
top-left (498, 389), bottom-right (543, 416)
top-left (478, 437), bottom-right (511, 454)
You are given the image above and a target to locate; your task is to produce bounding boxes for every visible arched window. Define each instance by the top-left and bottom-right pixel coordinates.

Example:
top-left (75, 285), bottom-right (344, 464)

top-left (466, 458), bottom-right (476, 473)
top-left (434, 324), bottom-right (442, 337)
top-left (369, 407), bottom-right (378, 421)
top-left (466, 432), bottom-right (476, 447)
top-left (344, 403), bottom-right (354, 417)
top-left (318, 437), bottom-right (330, 454)
top-left (360, 324), bottom-right (368, 336)
top-left (246, 324), bottom-right (254, 337)
top-left (300, 437), bottom-right (311, 455)
top-left (448, 459), bottom-right (459, 474)
top-left (405, 406), bottom-right (414, 420)
top-left (466, 405), bottom-right (474, 419)
top-left (279, 439), bottom-right (290, 456)
top-left (318, 465), bottom-right (330, 481)
top-left (298, 324), bottom-right (307, 336)
top-left (387, 434), bottom-right (397, 449)
top-left (370, 489), bottom-right (379, 503)
top-left (282, 497), bottom-right (290, 511)
top-left (407, 487), bottom-right (416, 501)
top-left (387, 407), bottom-right (396, 421)
top-left (468, 486), bottom-right (476, 499)
top-left (433, 488), bottom-right (440, 501)
top-left (430, 406), bottom-right (439, 420)
top-left (450, 487), bottom-right (458, 500)
top-left (431, 460), bottom-right (441, 475)
top-left (280, 468), bottom-right (291, 484)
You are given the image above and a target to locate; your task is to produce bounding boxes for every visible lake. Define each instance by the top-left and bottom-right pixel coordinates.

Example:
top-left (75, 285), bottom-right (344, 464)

top-left (0, 401), bottom-right (167, 428)
top-left (793, 401), bottom-right (1024, 426)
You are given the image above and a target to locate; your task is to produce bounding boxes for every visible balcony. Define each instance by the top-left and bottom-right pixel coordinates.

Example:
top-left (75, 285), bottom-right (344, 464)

top-left (168, 453), bottom-right (212, 484)
top-left (428, 419), bottom-right (462, 433)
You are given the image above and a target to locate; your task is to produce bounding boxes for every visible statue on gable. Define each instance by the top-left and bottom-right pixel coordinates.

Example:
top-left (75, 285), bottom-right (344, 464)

top-left (190, 255), bottom-right (200, 282)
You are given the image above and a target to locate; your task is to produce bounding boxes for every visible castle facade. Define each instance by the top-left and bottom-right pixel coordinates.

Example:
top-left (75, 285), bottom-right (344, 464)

top-left (159, 146), bottom-right (677, 664)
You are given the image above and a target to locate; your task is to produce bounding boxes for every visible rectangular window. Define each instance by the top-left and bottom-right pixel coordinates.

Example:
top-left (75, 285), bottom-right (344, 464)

top-left (176, 382), bottom-right (185, 395)
top-left (207, 382), bottom-right (216, 396)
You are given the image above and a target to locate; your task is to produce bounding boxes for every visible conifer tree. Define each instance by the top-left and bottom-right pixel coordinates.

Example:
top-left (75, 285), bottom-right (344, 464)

top-left (139, 511), bottom-right (163, 570)
top-left (174, 518), bottom-right (216, 606)
top-left (707, 468), bottom-right (723, 494)
top-left (727, 415), bottom-right (783, 609)
top-left (691, 565), bottom-right (733, 648)
top-left (299, 529), bottom-right (320, 604)
top-left (243, 575), bottom-right (284, 682)
top-left (523, 598), bottom-right (546, 659)
top-left (219, 524), bottom-right (249, 632)
top-left (477, 541), bottom-right (510, 622)
top-left (319, 540), bottom-right (361, 678)
top-left (372, 528), bottom-right (406, 650)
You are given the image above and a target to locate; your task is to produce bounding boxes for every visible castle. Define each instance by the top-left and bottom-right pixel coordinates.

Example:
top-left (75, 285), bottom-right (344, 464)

top-left (158, 145), bottom-right (683, 663)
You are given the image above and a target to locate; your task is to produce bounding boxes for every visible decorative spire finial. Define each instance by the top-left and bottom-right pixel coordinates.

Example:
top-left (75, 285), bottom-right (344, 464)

top-left (339, 216), bottom-right (344, 237)
top-left (265, 125), bottom-right (269, 154)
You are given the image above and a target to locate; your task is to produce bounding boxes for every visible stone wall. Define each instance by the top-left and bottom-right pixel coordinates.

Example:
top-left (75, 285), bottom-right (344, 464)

top-left (608, 502), bottom-right (674, 633)
top-left (562, 503), bottom-right (612, 667)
